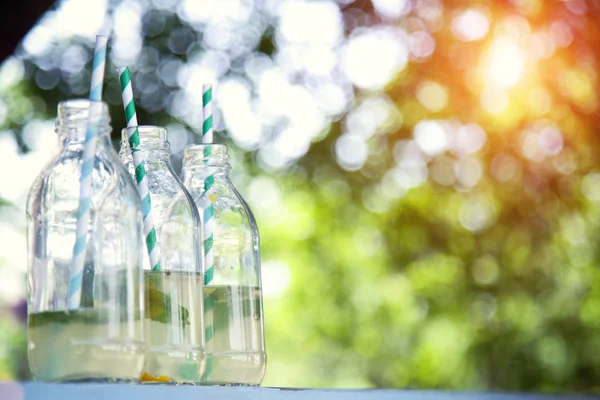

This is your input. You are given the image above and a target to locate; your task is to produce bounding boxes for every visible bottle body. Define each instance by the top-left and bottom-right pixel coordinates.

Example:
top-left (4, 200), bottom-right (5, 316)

top-left (26, 100), bottom-right (145, 382)
top-left (120, 126), bottom-right (205, 384)
top-left (182, 144), bottom-right (266, 386)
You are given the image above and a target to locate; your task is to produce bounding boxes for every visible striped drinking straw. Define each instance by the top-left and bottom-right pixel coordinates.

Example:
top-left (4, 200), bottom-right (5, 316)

top-left (67, 35), bottom-right (108, 310)
top-left (202, 84), bottom-right (216, 379)
top-left (118, 66), bottom-right (161, 271)
top-left (202, 84), bottom-right (215, 284)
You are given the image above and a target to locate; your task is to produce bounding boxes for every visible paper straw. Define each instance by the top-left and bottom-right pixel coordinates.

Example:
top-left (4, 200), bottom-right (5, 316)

top-left (118, 67), bottom-right (162, 271)
top-left (202, 85), bottom-right (213, 144)
top-left (201, 84), bottom-right (215, 284)
top-left (67, 35), bottom-right (108, 310)
top-left (202, 84), bottom-right (215, 380)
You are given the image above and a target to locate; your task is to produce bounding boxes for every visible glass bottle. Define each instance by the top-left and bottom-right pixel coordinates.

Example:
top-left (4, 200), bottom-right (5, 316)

top-left (119, 126), bottom-right (205, 384)
top-left (26, 99), bottom-right (145, 382)
top-left (182, 144), bottom-right (266, 386)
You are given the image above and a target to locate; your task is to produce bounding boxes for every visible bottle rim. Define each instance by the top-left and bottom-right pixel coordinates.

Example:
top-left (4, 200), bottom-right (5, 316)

top-left (55, 99), bottom-right (110, 138)
top-left (120, 125), bottom-right (170, 151)
top-left (182, 144), bottom-right (230, 169)
top-left (184, 143), bottom-right (228, 155)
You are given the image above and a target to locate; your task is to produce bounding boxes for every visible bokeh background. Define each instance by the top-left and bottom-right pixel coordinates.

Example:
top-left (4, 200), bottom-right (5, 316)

top-left (1, 0), bottom-right (600, 392)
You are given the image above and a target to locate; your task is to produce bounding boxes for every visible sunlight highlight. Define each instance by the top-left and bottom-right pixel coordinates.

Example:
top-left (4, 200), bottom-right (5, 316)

top-left (486, 38), bottom-right (525, 88)
top-left (452, 9), bottom-right (489, 42)
top-left (342, 27), bottom-right (408, 91)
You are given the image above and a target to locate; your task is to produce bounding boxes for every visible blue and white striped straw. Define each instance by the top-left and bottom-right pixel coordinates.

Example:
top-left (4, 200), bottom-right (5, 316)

top-left (67, 35), bottom-right (108, 310)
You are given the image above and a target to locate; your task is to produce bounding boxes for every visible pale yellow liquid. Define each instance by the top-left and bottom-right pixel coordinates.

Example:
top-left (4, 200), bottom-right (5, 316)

top-left (143, 270), bottom-right (205, 383)
top-left (28, 309), bottom-right (144, 382)
top-left (203, 285), bottom-right (266, 386)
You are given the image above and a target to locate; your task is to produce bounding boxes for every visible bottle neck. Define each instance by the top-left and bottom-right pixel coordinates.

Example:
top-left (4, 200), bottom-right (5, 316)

top-left (182, 144), bottom-right (231, 184)
top-left (61, 134), bottom-right (113, 149)
top-left (55, 99), bottom-right (111, 142)
top-left (120, 126), bottom-right (172, 162)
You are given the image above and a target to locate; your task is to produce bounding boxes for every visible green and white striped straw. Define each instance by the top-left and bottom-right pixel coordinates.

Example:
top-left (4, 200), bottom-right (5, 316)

top-left (68, 35), bottom-right (108, 310)
top-left (202, 83), bottom-right (215, 380)
top-left (202, 84), bottom-right (213, 144)
top-left (202, 84), bottom-right (215, 284)
top-left (118, 66), bottom-right (161, 271)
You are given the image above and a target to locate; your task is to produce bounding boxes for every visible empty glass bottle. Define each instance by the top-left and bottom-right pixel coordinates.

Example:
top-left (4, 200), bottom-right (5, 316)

top-left (120, 126), bottom-right (205, 384)
top-left (182, 144), bottom-right (266, 386)
top-left (26, 99), bottom-right (145, 382)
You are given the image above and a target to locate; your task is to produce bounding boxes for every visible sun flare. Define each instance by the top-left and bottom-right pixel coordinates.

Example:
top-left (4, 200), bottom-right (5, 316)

top-left (485, 38), bottom-right (526, 88)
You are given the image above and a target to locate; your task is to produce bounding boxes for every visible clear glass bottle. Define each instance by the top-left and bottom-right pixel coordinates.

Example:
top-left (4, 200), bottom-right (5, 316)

top-left (119, 126), bottom-right (205, 384)
top-left (182, 144), bottom-right (266, 386)
top-left (26, 99), bottom-right (145, 382)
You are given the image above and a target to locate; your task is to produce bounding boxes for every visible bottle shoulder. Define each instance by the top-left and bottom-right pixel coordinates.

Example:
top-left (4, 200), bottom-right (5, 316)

top-left (26, 154), bottom-right (61, 214)
top-left (27, 144), bottom-right (143, 215)
top-left (138, 161), bottom-right (200, 228)
top-left (123, 157), bottom-right (184, 196)
top-left (207, 179), bottom-right (260, 234)
top-left (230, 185), bottom-right (258, 224)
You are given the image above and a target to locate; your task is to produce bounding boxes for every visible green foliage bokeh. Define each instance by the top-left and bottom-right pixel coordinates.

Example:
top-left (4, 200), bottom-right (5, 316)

top-left (1, 0), bottom-right (600, 392)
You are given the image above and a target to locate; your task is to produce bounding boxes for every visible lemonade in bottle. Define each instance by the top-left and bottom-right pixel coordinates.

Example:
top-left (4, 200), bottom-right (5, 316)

top-left (120, 126), bottom-right (205, 384)
top-left (183, 144), bottom-right (266, 386)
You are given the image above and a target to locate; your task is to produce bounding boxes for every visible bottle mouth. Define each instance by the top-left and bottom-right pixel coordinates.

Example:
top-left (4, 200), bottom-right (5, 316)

top-left (183, 144), bottom-right (229, 168)
top-left (56, 99), bottom-right (110, 136)
top-left (120, 125), bottom-right (169, 151)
